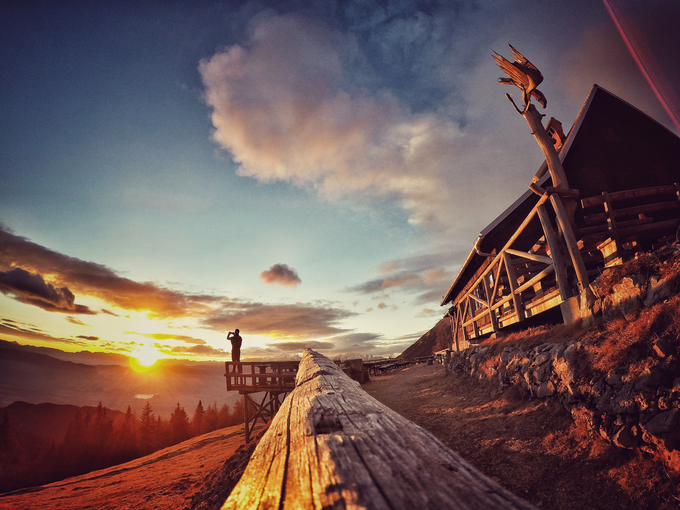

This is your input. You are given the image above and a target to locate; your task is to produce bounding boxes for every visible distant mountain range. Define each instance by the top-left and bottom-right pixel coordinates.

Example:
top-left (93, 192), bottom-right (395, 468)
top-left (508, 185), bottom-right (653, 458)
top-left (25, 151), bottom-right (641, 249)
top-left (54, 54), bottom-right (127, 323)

top-left (0, 339), bottom-right (240, 419)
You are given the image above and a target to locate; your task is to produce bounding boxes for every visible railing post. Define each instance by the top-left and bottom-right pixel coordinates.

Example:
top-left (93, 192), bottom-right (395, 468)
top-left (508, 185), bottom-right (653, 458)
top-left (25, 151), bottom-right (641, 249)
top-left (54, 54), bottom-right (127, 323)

top-left (483, 274), bottom-right (499, 332)
top-left (503, 252), bottom-right (525, 322)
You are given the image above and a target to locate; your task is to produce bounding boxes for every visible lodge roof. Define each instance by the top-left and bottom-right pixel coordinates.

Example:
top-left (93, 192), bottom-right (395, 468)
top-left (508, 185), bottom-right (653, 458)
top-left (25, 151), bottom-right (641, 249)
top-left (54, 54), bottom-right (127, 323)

top-left (441, 85), bottom-right (680, 307)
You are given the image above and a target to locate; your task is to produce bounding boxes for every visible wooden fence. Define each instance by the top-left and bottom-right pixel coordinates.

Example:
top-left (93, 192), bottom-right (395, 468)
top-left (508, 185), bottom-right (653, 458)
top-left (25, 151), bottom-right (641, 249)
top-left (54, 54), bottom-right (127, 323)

top-left (222, 349), bottom-right (535, 510)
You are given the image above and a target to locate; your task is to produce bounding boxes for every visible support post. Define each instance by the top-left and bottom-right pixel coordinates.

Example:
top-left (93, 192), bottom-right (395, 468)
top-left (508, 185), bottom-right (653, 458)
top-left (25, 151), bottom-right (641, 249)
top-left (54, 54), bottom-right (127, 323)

top-left (523, 104), bottom-right (568, 190)
top-left (550, 194), bottom-right (590, 294)
top-left (503, 252), bottom-right (525, 322)
top-left (536, 204), bottom-right (571, 302)
top-left (483, 274), bottom-right (499, 332)
top-left (243, 394), bottom-right (251, 444)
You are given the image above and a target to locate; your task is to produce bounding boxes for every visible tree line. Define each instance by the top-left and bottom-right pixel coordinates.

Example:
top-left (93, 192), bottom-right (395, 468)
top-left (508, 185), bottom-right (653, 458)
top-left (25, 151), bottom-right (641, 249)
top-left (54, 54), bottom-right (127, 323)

top-left (0, 399), bottom-right (244, 494)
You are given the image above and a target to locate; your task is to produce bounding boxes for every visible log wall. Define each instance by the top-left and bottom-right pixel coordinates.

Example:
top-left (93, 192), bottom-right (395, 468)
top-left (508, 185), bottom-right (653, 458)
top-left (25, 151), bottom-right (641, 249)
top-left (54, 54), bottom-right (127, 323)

top-left (222, 349), bottom-right (535, 510)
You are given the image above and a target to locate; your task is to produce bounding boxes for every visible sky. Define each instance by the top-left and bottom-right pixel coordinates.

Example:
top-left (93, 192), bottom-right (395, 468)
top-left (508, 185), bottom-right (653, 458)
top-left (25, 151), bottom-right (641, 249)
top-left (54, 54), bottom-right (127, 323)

top-left (1, 0), bottom-right (679, 363)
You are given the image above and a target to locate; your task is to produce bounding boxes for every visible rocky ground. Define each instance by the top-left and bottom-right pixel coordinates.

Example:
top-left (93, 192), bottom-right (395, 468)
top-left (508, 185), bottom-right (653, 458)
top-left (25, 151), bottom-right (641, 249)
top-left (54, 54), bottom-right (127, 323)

top-left (363, 363), bottom-right (680, 510)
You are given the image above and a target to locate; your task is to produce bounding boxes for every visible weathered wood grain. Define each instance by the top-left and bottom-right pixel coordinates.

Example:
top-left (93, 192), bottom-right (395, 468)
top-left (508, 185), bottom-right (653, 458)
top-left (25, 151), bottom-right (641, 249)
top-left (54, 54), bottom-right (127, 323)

top-left (223, 350), bottom-right (536, 510)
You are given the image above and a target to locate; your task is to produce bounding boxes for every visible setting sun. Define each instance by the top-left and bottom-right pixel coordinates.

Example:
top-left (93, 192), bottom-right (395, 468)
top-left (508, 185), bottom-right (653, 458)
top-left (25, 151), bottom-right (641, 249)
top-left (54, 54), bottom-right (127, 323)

top-left (129, 345), bottom-right (163, 373)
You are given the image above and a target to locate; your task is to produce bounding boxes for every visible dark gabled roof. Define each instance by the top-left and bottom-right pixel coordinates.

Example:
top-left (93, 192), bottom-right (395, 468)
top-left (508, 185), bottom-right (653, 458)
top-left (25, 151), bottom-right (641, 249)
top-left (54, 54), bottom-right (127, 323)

top-left (441, 85), bottom-right (680, 306)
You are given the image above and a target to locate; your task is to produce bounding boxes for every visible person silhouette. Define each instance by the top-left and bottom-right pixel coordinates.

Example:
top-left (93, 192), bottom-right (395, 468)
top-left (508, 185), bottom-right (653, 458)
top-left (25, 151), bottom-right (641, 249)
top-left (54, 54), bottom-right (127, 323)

top-left (227, 329), bottom-right (242, 370)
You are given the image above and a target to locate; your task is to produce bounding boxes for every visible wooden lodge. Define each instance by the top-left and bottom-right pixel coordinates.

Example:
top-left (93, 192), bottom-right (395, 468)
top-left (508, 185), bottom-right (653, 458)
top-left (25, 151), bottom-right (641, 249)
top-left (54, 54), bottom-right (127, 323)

top-left (441, 85), bottom-right (680, 349)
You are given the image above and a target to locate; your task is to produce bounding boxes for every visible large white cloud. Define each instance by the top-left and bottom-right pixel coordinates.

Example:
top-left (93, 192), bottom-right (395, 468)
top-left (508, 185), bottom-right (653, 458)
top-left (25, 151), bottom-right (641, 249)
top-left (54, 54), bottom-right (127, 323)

top-left (199, 13), bottom-right (467, 230)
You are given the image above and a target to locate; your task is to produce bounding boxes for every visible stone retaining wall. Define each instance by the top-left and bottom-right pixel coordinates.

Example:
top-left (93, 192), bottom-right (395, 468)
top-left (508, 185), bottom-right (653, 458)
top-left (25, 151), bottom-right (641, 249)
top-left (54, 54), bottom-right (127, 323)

top-left (446, 261), bottom-right (680, 472)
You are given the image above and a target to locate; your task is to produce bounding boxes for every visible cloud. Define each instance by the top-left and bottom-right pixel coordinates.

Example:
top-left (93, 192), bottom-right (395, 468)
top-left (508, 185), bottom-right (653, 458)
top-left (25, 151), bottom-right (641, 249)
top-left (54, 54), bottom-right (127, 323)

top-left (349, 255), bottom-right (455, 307)
top-left (0, 267), bottom-right (94, 314)
top-left (137, 333), bottom-right (207, 345)
top-left (377, 302), bottom-right (387, 309)
top-left (164, 344), bottom-right (227, 357)
top-left (0, 225), bottom-right (351, 339)
top-left (201, 302), bottom-right (354, 339)
top-left (266, 340), bottom-right (335, 352)
top-left (66, 316), bottom-right (91, 326)
top-left (379, 261), bottom-right (399, 274)
top-left (0, 226), bottom-right (213, 318)
top-left (199, 13), bottom-right (469, 230)
top-left (76, 335), bottom-right (99, 341)
top-left (260, 263), bottom-right (301, 287)
top-left (416, 308), bottom-right (438, 318)
top-left (0, 320), bottom-right (87, 346)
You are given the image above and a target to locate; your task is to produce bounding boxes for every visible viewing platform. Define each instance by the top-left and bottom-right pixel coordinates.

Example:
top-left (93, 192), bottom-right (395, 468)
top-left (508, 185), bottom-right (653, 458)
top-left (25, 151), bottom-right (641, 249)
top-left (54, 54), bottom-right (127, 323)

top-left (224, 360), bottom-right (300, 443)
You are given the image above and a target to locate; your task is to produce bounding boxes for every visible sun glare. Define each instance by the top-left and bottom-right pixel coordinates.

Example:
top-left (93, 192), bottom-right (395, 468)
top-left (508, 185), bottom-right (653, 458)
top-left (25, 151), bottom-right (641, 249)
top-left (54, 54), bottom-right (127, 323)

top-left (129, 345), bottom-right (163, 373)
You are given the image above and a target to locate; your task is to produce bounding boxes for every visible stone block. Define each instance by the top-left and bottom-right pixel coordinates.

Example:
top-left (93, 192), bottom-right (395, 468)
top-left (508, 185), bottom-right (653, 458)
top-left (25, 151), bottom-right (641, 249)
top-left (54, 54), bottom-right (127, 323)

top-left (602, 277), bottom-right (643, 321)
top-left (642, 409), bottom-right (680, 436)
top-left (643, 275), bottom-right (673, 307)
top-left (536, 381), bottom-right (554, 398)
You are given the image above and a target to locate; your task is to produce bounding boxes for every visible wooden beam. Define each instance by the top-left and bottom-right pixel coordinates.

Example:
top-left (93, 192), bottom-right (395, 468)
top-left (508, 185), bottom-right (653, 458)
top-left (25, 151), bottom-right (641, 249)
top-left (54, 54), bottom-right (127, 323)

top-left (584, 200), bottom-right (680, 224)
top-left (470, 296), bottom-right (481, 337)
top-left (617, 217), bottom-right (680, 239)
top-left (503, 252), bottom-right (525, 321)
top-left (522, 104), bottom-right (569, 189)
top-left (514, 265), bottom-right (554, 296)
top-left (550, 194), bottom-right (590, 294)
top-left (223, 350), bottom-right (537, 510)
top-left (452, 309), bottom-right (460, 352)
top-left (536, 204), bottom-right (571, 302)
top-left (490, 260), bottom-right (503, 304)
top-left (505, 248), bottom-right (552, 265)
top-left (469, 292), bottom-right (488, 308)
top-left (602, 191), bottom-right (621, 253)
top-left (483, 274), bottom-right (499, 332)
top-left (490, 293), bottom-right (514, 312)
top-left (581, 185), bottom-right (678, 208)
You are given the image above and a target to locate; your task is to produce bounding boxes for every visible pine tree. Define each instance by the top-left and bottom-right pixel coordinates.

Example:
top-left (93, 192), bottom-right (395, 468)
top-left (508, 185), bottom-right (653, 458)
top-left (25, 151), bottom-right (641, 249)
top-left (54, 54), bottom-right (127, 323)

top-left (170, 403), bottom-right (190, 444)
top-left (139, 401), bottom-right (156, 454)
top-left (115, 405), bottom-right (137, 462)
top-left (92, 402), bottom-right (113, 469)
top-left (231, 398), bottom-right (244, 425)
top-left (217, 404), bottom-right (231, 428)
top-left (156, 415), bottom-right (170, 449)
top-left (0, 410), bottom-right (18, 493)
top-left (204, 403), bottom-right (218, 433)
top-left (0, 410), bottom-right (13, 456)
top-left (191, 400), bottom-right (205, 436)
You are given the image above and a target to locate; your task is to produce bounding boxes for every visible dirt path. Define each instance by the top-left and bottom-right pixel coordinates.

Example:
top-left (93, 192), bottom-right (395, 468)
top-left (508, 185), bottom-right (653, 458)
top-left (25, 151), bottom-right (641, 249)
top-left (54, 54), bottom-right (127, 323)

top-left (363, 363), bottom-right (668, 510)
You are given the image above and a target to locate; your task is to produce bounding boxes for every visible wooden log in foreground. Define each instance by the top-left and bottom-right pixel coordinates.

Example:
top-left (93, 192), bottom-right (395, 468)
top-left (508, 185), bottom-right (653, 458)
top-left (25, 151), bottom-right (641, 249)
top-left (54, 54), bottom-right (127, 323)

top-left (223, 349), bottom-right (536, 510)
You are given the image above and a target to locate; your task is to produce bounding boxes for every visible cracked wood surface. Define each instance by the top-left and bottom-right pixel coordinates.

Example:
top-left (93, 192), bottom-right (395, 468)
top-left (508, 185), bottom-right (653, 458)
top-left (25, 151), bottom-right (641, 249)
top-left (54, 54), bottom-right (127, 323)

top-left (222, 349), bottom-right (536, 510)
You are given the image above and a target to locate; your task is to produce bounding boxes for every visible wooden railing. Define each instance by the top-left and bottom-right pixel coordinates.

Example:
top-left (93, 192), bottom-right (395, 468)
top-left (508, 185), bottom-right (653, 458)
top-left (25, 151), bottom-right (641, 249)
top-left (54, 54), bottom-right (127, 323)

top-left (578, 183), bottom-right (680, 266)
top-left (225, 361), bottom-right (299, 393)
top-left (222, 349), bottom-right (536, 510)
